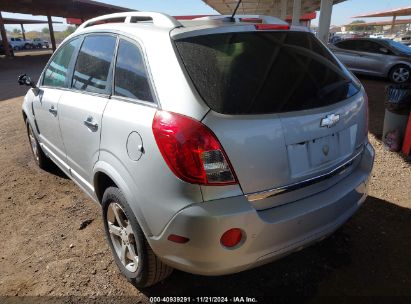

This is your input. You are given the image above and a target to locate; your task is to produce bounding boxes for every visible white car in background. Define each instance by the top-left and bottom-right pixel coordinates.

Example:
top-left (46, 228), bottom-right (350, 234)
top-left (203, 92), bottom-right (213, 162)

top-left (394, 33), bottom-right (411, 46)
top-left (32, 38), bottom-right (49, 49)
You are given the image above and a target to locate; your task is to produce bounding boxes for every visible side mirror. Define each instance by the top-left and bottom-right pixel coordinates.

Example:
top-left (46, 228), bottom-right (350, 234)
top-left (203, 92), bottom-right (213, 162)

top-left (18, 74), bottom-right (35, 87)
top-left (18, 74), bottom-right (40, 95)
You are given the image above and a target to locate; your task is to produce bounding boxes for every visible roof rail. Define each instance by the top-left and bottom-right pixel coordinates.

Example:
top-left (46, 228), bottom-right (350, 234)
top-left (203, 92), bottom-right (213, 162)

top-left (193, 15), bottom-right (288, 25)
top-left (77, 12), bottom-right (182, 30)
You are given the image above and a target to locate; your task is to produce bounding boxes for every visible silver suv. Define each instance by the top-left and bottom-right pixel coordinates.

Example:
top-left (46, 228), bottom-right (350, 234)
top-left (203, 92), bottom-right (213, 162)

top-left (20, 12), bottom-right (374, 287)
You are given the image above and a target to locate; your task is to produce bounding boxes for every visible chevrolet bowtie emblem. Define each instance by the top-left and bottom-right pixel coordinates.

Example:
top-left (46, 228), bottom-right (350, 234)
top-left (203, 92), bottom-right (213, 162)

top-left (321, 114), bottom-right (340, 128)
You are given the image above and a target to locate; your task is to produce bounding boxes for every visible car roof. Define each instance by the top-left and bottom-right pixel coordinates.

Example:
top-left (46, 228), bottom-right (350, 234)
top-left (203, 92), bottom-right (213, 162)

top-left (71, 12), bottom-right (308, 41)
top-left (341, 38), bottom-right (387, 42)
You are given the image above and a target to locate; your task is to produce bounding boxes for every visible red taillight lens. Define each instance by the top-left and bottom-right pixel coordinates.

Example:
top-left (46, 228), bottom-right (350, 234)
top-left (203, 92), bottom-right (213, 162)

top-left (152, 111), bottom-right (238, 185)
top-left (220, 228), bottom-right (243, 248)
top-left (254, 24), bottom-right (290, 31)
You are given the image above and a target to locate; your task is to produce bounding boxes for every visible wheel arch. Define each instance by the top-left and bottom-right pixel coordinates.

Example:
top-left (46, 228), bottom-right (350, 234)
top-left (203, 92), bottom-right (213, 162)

top-left (22, 110), bottom-right (27, 122)
top-left (93, 159), bottom-right (153, 237)
top-left (387, 61), bottom-right (411, 75)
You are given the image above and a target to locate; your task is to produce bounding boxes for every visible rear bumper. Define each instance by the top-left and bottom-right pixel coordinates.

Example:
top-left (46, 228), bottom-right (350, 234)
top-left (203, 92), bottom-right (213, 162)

top-left (148, 143), bottom-right (375, 276)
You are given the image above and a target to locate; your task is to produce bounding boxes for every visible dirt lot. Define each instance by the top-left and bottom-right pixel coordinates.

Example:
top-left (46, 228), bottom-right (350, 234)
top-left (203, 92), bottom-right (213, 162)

top-left (0, 53), bottom-right (410, 303)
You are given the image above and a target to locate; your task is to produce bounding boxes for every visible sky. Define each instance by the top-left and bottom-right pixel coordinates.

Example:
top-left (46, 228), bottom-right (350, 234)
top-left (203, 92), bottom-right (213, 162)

top-left (2, 0), bottom-right (411, 32)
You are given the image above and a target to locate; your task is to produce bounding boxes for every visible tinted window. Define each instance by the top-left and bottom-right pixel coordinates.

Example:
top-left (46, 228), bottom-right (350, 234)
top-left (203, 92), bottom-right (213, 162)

top-left (356, 40), bottom-right (385, 54)
top-left (72, 35), bottom-right (116, 94)
top-left (43, 38), bottom-right (80, 88)
top-left (114, 39), bottom-right (153, 102)
top-left (335, 40), bottom-right (358, 50)
top-left (176, 32), bottom-right (359, 115)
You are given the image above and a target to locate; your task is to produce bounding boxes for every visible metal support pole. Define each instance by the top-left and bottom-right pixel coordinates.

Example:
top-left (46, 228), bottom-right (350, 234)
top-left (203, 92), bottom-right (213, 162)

top-left (280, 0), bottom-right (287, 20)
top-left (318, 0), bottom-right (333, 43)
top-left (292, 0), bottom-right (301, 26)
top-left (20, 24), bottom-right (26, 40)
top-left (0, 11), bottom-right (12, 57)
top-left (47, 13), bottom-right (56, 51)
top-left (390, 15), bottom-right (397, 34)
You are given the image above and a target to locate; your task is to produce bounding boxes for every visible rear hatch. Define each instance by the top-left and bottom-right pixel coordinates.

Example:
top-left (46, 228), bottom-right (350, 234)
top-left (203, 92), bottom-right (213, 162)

top-left (173, 29), bottom-right (367, 209)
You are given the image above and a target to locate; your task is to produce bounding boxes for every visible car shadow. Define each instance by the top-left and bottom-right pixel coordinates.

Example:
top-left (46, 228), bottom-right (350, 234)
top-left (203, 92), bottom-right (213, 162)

top-left (140, 196), bottom-right (411, 300)
top-left (0, 54), bottom-right (51, 101)
top-left (45, 161), bottom-right (70, 179)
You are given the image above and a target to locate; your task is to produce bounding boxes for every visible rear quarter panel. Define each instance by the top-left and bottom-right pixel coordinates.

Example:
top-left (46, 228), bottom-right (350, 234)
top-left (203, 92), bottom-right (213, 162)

top-left (98, 99), bottom-right (203, 237)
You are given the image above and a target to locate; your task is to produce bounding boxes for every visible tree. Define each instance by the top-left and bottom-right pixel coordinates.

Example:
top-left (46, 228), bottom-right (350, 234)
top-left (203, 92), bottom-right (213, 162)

top-left (347, 20), bottom-right (372, 31)
top-left (64, 26), bottom-right (76, 35)
top-left (12, 28), bottom-right (22, 35)
top-left (42, 27), bottom-right (50, 34)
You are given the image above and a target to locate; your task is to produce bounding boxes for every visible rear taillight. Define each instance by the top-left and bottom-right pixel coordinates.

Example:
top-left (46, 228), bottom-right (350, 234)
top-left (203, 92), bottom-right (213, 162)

top-left (152, 111), bottom-right (238, 185)
top-left (254, 24), bottom-right (290, 31)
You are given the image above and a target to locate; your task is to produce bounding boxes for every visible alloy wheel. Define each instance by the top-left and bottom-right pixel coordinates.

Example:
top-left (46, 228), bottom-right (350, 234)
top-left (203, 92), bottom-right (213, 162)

top-left (107, 202), bottom-right (139, 272)
top-left (392, 67), bottom-right (410, 83)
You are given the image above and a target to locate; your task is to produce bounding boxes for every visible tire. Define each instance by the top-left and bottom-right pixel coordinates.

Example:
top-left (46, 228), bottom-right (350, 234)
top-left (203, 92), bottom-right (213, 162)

top-left (13, 46), bottom-right (19, 51)
top-left (389, 64), bottom-right (411, 83)
top-left (26, 120), bottom-right (52, 170)
top-left (102, 187), bottom-right (173, 288)
top-left (24, 43), bottom-right (31, 50)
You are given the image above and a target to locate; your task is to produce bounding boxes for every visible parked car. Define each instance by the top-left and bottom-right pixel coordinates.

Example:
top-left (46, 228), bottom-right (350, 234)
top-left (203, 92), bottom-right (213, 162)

top-left (9, 37), bottom-right (33, 50)
top-left (330, 38), bottom-right (411, 83)
top-left (32, 38), bottom-right (49, 49)
top-left (329, 35), bottom-right (342, 44)
top-left (0, 41), bottom-right (14, 56)
top-left (394, 33), bottom-right (411, 46)
top-left (19, 12), bottom-right (374, 287)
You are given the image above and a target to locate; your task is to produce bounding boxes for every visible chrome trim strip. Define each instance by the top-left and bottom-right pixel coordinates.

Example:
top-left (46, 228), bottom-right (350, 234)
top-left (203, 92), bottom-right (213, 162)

top-left (245, 148), bottom-right (364, 202)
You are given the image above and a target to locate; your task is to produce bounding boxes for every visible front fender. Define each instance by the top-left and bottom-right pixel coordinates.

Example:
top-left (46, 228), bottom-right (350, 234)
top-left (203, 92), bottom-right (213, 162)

top-left (22, 90), bottom-right (37, 132)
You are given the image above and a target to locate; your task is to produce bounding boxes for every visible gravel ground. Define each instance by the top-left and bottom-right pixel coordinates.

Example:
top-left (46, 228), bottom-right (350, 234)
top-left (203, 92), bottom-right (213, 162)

top-left (0, 54), bottom-right (410, 303)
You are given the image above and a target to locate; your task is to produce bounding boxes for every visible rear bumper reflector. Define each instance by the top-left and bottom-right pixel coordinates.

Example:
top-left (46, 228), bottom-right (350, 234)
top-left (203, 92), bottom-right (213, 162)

top-left (245, 146), bottom-right (364, 202)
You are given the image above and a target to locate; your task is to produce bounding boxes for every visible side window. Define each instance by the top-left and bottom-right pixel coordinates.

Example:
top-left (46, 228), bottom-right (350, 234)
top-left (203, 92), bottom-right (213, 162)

top-left (114, 39), bottom-right (154, 102)
top-left (72, 35), bottom-right (117, 94)
top-left (43, 38), bottom-right (80, 88)
top-left (356, 41), bottom-right (381, 53)
top-left (335, 40), bottom-right (358, 51)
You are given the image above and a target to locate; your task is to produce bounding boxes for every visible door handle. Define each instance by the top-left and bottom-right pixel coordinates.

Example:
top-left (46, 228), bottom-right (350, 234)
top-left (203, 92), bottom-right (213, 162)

top-left (48, 106), bottom-right (57, 116)
top-left (83, 116), bottom-right (98, 130)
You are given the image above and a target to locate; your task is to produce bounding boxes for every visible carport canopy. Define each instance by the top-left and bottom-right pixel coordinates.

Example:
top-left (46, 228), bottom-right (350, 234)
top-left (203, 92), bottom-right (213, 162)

top-left (0, 0), bottom-right (133, 56)
top-left (353, 6), bottom-right (411, 18)
top-left (3, 17), bottom-right (62, 40)
top-left (344, 18), bottom-right (411, 28)
top-left (202, 0), bottom-right (346, 42)
top-left (352, 6), bottom-right (411, 34)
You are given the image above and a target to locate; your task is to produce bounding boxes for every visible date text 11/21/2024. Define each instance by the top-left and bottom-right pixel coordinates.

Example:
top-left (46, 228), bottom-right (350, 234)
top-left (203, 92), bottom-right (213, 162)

top-left (149, 296), bottom-right (258, 303)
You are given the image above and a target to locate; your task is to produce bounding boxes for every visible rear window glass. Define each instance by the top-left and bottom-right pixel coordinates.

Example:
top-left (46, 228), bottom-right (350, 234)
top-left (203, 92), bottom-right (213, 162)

top-left (114, 39), bottom-right (154, 102)
top-left (175, 31), bottom-right (359, 115)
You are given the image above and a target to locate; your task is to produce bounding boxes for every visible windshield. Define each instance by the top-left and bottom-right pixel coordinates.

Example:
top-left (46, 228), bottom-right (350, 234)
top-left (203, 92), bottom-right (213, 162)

top-left (386, 39), bottom-right (411, 54)
top-left (175, 31), bottom-right (359, 115)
